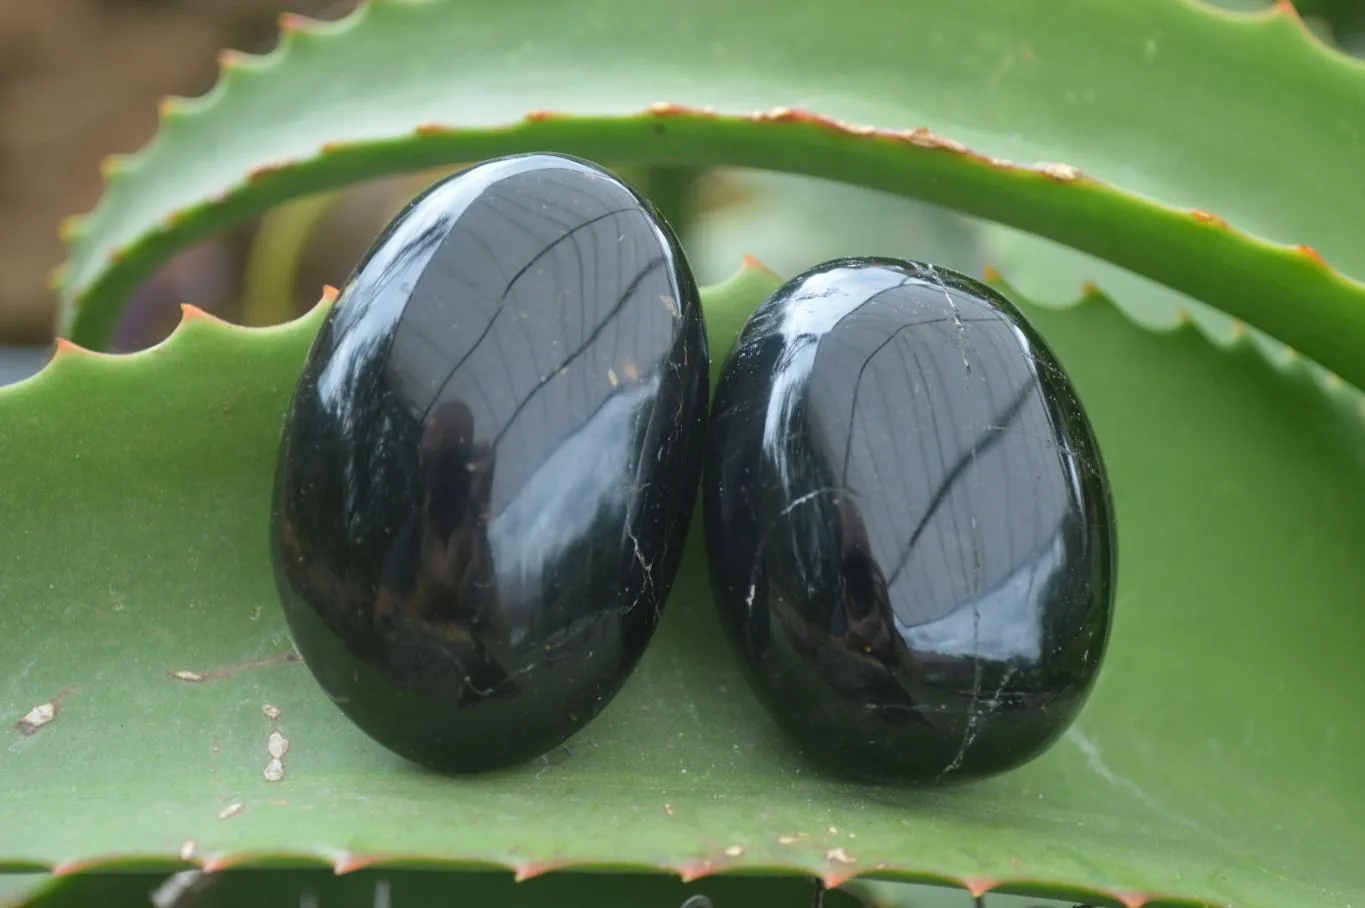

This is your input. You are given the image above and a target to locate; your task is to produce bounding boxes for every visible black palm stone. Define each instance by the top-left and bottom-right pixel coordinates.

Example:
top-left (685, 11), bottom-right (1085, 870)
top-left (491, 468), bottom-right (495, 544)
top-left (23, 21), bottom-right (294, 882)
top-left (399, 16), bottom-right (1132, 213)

top-left (270, 153), bottom-right (708, 773)
top-left (703, 257), bottom-right (1116, 784)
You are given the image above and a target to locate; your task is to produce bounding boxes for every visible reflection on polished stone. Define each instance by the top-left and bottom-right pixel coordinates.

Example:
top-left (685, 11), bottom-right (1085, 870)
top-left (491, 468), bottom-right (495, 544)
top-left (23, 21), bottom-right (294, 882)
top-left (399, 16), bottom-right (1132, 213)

top-left (703, 258), bottom-right (1116, 784)
top-left (271, 153), bottom-right (708, 773)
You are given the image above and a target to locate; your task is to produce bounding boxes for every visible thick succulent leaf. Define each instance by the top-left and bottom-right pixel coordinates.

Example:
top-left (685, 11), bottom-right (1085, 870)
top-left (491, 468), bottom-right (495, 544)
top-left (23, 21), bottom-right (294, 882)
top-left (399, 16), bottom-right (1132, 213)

top-left (6, 868), bottom-right (860, 908)
top-left (56, 0), bottom-right (1365, 390)
top-left (4, 263), bottom-right (1364, 908)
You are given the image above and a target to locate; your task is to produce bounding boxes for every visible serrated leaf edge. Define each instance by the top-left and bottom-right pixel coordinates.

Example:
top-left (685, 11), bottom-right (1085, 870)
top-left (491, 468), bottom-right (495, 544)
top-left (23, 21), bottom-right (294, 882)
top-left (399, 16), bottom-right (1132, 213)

top-left (52, 0), bottom-right (1365, 395)
top-left (17, 850), bottom-right (1218, 908)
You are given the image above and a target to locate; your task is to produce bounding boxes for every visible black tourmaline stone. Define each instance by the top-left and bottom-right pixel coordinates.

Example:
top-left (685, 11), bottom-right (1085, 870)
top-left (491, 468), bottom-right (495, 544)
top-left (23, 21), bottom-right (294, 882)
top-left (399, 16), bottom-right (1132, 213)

top-left (271, 153), bottom-right (708, 773)
top-left (703, 258), bottom-right (1116, 784)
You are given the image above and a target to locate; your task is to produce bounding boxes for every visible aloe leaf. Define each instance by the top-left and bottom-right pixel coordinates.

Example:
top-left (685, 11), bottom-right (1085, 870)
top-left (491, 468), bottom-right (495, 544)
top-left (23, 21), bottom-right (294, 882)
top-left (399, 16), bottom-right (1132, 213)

top-left (9, 868), bottom-right (861, 908)
top-left (4, 259), bottom-right (1363, 907)
top-left (56, 0), bottom-right (1365, 390)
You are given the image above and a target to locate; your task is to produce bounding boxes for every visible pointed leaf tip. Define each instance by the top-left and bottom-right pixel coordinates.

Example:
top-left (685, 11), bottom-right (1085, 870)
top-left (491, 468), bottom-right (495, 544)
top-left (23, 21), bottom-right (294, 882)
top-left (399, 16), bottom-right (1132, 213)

top-left (513, 859), bottom-right (572, 881)
top-left (57, 215), bottom-right (84, 243)
top-left (320, 284), bottom-right (340, 304)
top-left (217, 48), bottom-right (242, 70)
top-left (963, 877), bottom-right (994, 898)
top-left (278, 11), bottom-right (316, 33)
top-left (97, 155), bottom-right (123, 181)
top-left (1272, 0), bottom-right (1306, 25)
top-left (740, 253), bottom-right (780, 279)
top-left (178, 303), bottom-right (221, 324)
top-left (1297, 244), bottom-right (1327, 266)
top-left (53, 337), bottom-right (89, 358)
top-left (676, 860), bottom-right (715, 883)
top-left (332, 854), bottom-right (379, 875)
top-left (821, 866), bottom-right (861, 889)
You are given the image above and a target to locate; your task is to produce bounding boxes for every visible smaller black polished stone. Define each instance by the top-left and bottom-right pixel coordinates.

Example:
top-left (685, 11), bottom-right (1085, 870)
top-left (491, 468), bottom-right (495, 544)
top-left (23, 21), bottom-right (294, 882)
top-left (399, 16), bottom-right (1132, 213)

top-left (703, 258), bottom-right (1116, 784)
top-left (270, 153), bottom-right (708, 773)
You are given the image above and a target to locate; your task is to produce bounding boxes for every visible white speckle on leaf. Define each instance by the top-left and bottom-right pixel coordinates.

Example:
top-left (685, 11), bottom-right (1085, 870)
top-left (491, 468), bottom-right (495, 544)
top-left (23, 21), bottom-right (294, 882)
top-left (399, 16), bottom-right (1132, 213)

top-left (1039, 162), bottom-right (1082, 182)
top-left (663, 803), bottom-right (675, 816)
top-left (179, 839), bottom-right (196, 861)
top-left (826, 847), bottom-right (856, 864)
top-left (825, 826), bottom-right (838, 836)
top-left (262, 704), bottom-right (281, 720)
top-left (263, 758), bottom-right (285, 782)
top-left (724, 845), bottom-right (744, 858)
top-left (170, 670), bottom-right (206, 683)
top-left (268, 731), bottom-right (289, 759)
top-left (16, 702), bottom-right (55, 733)
top-left (218, 803), bottom-right (244, 820)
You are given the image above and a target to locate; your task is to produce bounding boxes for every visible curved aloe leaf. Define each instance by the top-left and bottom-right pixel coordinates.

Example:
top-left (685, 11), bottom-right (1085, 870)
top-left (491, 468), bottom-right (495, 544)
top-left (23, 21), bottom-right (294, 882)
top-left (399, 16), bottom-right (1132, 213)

top-left (8, 868), bottom-right (862, 908)
top-left (57, 0), bottom-right (1365, 391)
top-left (4, 260), bottom-right (1364, 907)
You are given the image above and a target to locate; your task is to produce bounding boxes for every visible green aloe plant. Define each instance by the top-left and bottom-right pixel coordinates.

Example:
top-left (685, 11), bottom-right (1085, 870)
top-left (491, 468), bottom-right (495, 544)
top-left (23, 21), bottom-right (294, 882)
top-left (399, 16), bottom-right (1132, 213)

top-left (3, 0), bottom-right (1363, 906)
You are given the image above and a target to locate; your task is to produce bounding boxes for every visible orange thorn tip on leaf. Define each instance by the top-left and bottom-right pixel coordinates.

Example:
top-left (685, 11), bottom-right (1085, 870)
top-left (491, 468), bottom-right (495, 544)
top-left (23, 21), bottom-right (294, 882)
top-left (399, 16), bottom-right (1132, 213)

top-left (676, 860), bottom-right (715, 883)
top-left (1191, 209), bottom-right (1226, 228)
top-left (740, 253), bottom-right (780, 278)
top-left (179, 303), bottom-right (221, 324)
top-left (513, 860), bottom-right (568, 882)
top-left (524, 110), bottom-right (559, 123)
top-left (218, 48), bottom-right (245, 70)
top-left (57, 215), bottom-right (84, 241)
top-left (332, 854), bottom-right (379, 875)
top-left (648, 102), bottom-right (701, 118)
top-left (321, 285), bottom-right (341, 304)
top-left (200, 856), bottom-right (231, 874)
top-left (158, 96), bottom-right (180, 119)
top-left (962, 877), bottom-right (995, 898)
top-left (1116, 890), bottom-right (1150, 908)
top-left (1297, 244), bottom-right (1326, 266)
top-left (54, 337), bottom-right (89, 357)
top-left (1080, 280), bottom-right (1101, 297)
top-left (279, 11), bottom-right (313, 32)
top-left (981, 265), bottom-right (1002, 282)
top-left (414, 122), bottom-right (452, 137)
top-left (98, 155), bottom-right (124, 181)
top-left (1272, 0), bottom-right (1304, 22)
top-left (247, 161), bottom-right (292, 184)
top-left (821, 867), bottom-right (861, 889)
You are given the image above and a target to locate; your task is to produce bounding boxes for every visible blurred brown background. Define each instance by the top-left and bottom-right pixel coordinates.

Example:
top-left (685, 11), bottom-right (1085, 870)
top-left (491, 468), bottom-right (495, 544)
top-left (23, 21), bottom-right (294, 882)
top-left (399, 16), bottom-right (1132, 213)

top-left (0, 0), bottom-right (361, 345)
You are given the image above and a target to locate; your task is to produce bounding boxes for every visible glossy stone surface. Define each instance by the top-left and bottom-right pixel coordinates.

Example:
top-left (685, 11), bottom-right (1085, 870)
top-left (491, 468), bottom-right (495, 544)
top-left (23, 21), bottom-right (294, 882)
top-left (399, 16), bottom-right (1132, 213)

top-left (703, 258), bottom-right (1116, 784)
top-left (271, 153), bottom-right (708, 773)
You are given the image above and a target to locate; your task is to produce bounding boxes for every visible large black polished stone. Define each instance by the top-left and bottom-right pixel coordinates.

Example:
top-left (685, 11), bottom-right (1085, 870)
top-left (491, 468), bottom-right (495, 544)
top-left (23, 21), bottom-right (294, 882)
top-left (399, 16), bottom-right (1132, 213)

top-left (271, 153), bottom-right (708, 773)
top-left (703, 258), bottom-right (1116, 784)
